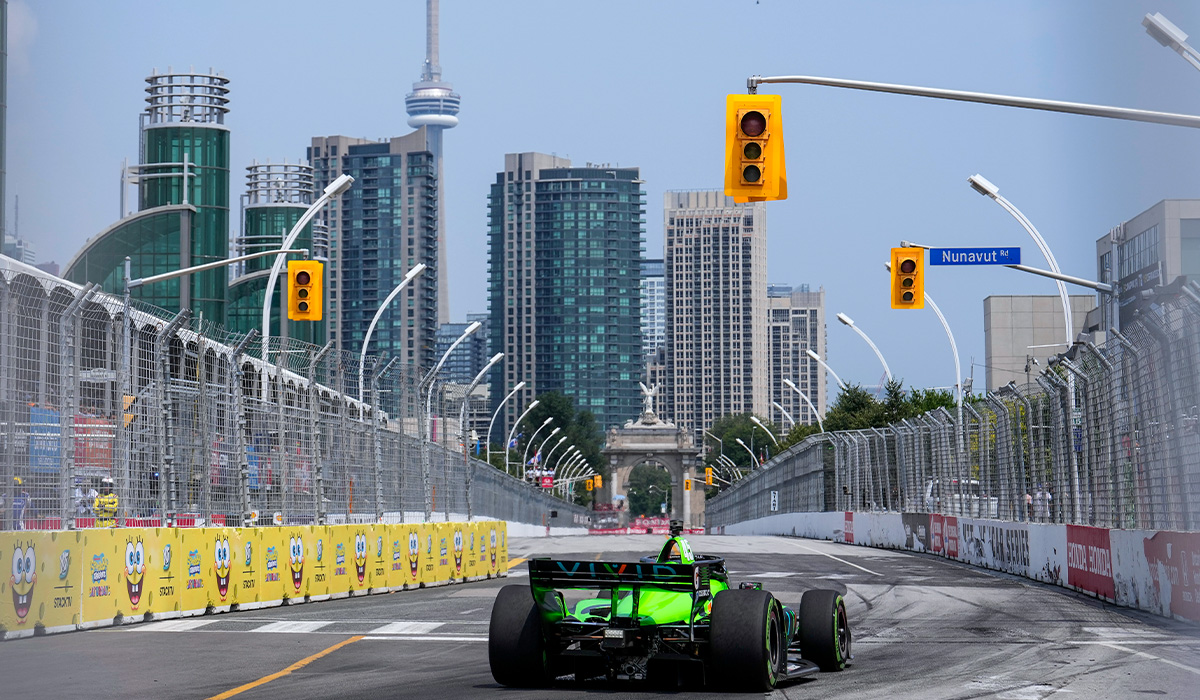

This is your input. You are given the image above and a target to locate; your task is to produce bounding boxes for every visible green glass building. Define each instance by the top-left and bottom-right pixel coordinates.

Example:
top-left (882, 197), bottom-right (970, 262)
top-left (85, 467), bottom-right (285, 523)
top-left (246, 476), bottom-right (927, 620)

top-left (66, 70), bottom-right (231, 323)
top-left (488, 153), bottom-right (645, 434)
top-left (226, 161), bottom-right (326, 345)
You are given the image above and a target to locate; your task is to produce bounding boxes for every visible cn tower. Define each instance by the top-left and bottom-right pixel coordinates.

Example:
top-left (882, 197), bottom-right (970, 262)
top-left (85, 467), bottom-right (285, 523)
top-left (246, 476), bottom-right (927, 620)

top-left (406, 0), bottom-right (460, 324)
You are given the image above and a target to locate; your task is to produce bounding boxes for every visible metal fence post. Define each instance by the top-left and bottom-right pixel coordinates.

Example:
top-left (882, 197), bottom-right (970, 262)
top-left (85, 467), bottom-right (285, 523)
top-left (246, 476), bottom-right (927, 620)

top-left (228, 330), bottom-right (257, 526)
top-left (307, 342), bottom-right (332, 525)
top-left (59, 284), bottom-right (96, 529)
top-left (371, 357), bottom-right (398, 523)
top-left (154, 310), bottom-right (190, 527)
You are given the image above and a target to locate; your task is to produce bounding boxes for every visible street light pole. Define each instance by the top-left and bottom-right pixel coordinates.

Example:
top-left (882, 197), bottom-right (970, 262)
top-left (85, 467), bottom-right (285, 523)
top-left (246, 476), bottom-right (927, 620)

top-left (771, 401), bottom-right (794, 430)
top-left (750, 416), bottom-right (780, 448)
top-left (836, 313), bottom-right (892, 384)
top-left (522, 419), bottom-right (555, 479)
top-left (487, 381), bottom-right (525, 467)
top-left (528, 429), bottom-right (563, 480)
top-left (735, 437), bottom-right (761, 470)
top-left (419, 319), bottom-right (482, 520)
top-left (458, 352), bottom-right (504, 456)
top-left (358, 263), bottom-right (427, 402)
top-left (261, 173), bottom-right (354, 396)
top-left (806, 348), bottom-right (847, 391)
top-left (783, 378), bottom-right (824, 433)
top-left (1143, 12), bottom-right (1200, 73)
top-left (504, 399), bottom-right (540, 476)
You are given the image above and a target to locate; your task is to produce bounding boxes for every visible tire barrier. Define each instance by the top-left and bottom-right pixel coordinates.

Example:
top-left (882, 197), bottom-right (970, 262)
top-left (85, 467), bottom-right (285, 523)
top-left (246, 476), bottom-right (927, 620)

top-left (714, 512), bottom-right (1200, 625)
top-left (0, 520), bottom-right (508, 640)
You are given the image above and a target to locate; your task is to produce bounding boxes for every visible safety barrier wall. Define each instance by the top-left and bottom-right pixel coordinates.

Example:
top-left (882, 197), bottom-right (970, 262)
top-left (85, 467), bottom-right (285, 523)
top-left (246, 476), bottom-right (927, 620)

top-left (0, 255), bottom-right (591, 531)
top-left (714, 512), bottom-right (1200, 625)
top-left (0, 520), bottom-right (508, 640)
top-left (710, 280), bottom-right (1200, 532)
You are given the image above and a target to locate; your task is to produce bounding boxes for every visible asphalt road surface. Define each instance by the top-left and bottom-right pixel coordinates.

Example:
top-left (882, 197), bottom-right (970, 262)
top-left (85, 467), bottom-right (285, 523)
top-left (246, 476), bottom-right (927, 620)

top-left (4, 534), bottom-right (1199, 699)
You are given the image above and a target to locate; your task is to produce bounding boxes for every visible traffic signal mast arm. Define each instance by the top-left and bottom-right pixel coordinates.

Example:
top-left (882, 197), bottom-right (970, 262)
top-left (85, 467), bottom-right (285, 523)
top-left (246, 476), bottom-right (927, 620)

top-left (746, 74), bottom-right (1200, 129)
top-left (900, 239), bottom-right (1113, 293)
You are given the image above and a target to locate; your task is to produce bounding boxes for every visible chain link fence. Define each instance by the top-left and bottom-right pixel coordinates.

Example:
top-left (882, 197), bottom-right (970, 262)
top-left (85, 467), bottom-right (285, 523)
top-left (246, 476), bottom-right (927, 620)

top-left (0, 259), bottom-right (588, 530)
top-left (710, 281), bottom-right (1200, 532)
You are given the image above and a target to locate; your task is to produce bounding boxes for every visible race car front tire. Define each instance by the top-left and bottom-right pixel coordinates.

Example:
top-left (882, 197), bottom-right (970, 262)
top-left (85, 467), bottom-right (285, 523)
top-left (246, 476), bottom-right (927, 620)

top-left (709, 588), bottom-right (786, 691)
top-left (798, 588), bottom-right (851, 671)
top-left (488, 585), bottom-right (550, 687)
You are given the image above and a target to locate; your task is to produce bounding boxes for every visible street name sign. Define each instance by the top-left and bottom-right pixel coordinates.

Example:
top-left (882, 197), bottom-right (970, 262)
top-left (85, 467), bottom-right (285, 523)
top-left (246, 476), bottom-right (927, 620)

top-left (929, 247), bottom-right (1020, 265)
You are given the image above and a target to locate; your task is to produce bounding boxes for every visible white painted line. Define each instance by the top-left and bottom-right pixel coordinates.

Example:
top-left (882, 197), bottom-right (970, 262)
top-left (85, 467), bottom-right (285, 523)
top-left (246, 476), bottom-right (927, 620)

top-left (369, 621), bottom-right (444, 635)
top-left (133, 619), bottom-right (219, 632)
top-left (459, 607), bottom-right (484, 615)
top-left (1072, 640), bottom-right (1200, 646)
top-left (1099, 642), bottom-right (1200, 676)
top-left (361, 634), bottom-right (487, 642)
top-left (254, 621), bottom-right (334, 634)
top-left (743, 572), bottom-right (793, 578)
top-left (791, 543), bottom-right (882, 576)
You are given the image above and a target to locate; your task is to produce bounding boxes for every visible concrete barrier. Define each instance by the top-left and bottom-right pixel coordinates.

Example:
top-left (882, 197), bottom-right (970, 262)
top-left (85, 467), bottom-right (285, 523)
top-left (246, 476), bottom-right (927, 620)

top-left (0, 520), bottom-right (509, 640)
top-left (715, 512), bottom-right (1200, 625)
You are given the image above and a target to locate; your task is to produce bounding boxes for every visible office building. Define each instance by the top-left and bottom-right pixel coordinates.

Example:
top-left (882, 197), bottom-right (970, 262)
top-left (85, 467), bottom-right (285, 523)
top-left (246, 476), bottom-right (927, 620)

top-left (487, 153), bottom-right (644, 435)
top-left (309, 130), bottom-right (440, 369)
top-left (662, 190), bottom-right (768, 431)
top-left (434, 313), bottom-right (491, 385)
top-left (641, 258), bottom-right (665, 360)
top-left (983, 294), bottom-right (1094, 390)
top-left (66, 70), bottom-right (231, 322)
top-left (1094, 199), bottom-right (1200, 330)
top-left (225, 161), bottom-right (326, 344)
top-left (767, 284), bottom-right (827, 429)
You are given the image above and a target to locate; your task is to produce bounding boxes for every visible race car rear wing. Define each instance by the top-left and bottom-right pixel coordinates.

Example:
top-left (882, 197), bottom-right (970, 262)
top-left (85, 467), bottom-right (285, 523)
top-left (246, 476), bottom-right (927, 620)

top-left (527, 556), bottom-right (723, 592)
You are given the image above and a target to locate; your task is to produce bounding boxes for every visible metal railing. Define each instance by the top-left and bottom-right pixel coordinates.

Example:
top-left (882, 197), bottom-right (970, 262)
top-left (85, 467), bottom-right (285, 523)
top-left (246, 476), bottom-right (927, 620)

top-left (710, 281), bottom-right (1200, 532)
top-left (0, 256), bottom-right (587, 530)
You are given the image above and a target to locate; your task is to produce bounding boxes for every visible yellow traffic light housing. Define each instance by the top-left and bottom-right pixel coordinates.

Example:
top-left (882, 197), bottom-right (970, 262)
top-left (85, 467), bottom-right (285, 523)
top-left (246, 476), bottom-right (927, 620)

top-left (586, 478), bottom-right (594, 492)
top-left (705, 467), bottom-right (714, 486)
top-left (724, 94), bottom-right (787, 202)
top-left (890, 247), bottom-right (925, 310)
top-left (593, 474), bottom-right (603, 489)
top-left (287, 260), bottom-right (324, 321)
top-left (684, 478), bottom-right (692, 492)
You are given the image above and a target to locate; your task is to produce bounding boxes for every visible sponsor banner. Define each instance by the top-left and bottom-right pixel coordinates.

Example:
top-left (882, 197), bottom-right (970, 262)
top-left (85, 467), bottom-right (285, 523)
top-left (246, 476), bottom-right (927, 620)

top-left (447, 523), bottom-right (469, 580)
top-left (958, 519), bottom-right (1030, 577)
top-left (944, 516), bottom-right (959, 559)
top-left (324, 525), bottom-right (356, 599)
top-left (1066, 525), bottom-right (1115, 601)
top-left (1028, 523), bottom-right (1066, 586)
top-left (1, 530), bottom-right (83, 638)
top-left (248, 529), bottom-right (287, 608)
top-left (306, 526), bottom-right (332, 600)
top-left (930, 514), bottom-right (944, 554)
top-left (1141, 530), bottom-right (1200, 623)
top-left (431, 523), bottom-right (454, 586)
top-left (843, 512), bottom-right (855, 544)
top-left (390, 523), bottom-right (423, 590)
top-left (366, 525), bottom-right (389, 594)
top-left (902, 513), bottom-right (931, 553)
top-left (79, 528), bottom-right (121, 628)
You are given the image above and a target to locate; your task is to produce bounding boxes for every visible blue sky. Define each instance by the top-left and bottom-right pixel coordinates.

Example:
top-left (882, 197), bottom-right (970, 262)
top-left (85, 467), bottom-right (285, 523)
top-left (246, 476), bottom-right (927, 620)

top-left (9, 0), bottom-right (1200, 395)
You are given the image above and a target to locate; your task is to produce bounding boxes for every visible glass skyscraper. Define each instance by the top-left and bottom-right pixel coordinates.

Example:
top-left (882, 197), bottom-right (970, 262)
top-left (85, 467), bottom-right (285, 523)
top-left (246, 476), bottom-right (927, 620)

top-left (487, 153), bottom-right (644, 435)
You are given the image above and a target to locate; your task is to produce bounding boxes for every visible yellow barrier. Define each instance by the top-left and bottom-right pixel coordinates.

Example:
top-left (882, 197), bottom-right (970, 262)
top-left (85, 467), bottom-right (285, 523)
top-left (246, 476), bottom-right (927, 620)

top-left (2, 520), bottom-right (507, 639)
top-left (0, 530), bottom-right (84, 638)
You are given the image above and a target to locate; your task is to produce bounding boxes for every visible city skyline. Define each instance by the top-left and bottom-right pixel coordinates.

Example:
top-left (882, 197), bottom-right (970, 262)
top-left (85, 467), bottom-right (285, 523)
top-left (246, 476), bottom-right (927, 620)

top-left (9, 0), bottom-right (1200, 395)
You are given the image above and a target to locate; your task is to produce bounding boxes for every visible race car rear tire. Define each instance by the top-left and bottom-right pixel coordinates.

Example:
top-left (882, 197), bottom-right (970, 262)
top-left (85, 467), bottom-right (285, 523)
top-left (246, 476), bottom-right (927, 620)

top-left (488, 585), bottom-right (550, 687)
top-left (798, 588), bottom-right (851, 671)
top-left (709, 588), bottom-right (786, 691)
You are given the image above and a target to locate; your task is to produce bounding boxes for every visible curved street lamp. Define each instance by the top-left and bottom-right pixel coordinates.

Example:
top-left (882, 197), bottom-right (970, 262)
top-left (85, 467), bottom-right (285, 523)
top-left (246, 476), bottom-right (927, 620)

top-left (734, 437), bottom-right (761, 470)
top-left (783, 378), bottom-right (824, 433)
top-left (806, 348), bottom-right (847, 391)
top-left (458, 353), bottom-right (504, 455)
top-left (358, 263), bottom-right (427, 401)
top-left (504, 399), bottom-right (540, 476)
top-left (487, 380), bottom-right (525, 467)
top-left (772, 401), bottom-right (794, 430)
top-left (750, 416), bottom-right (779, 447)
top-left (836, 312), bottom-right (892, 384)
top-left (522, 419), bottom-right (556, 478)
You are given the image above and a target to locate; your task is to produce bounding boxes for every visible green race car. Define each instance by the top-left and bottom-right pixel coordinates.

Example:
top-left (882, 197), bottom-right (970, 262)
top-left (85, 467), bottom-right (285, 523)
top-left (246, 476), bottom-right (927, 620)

top-left (488, 522), bottom-right (852, 690)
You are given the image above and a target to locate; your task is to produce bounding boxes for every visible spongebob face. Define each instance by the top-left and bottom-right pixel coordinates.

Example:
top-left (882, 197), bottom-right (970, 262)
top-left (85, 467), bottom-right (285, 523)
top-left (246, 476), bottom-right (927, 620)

top-left (490, 528), bottom-right (497, 569)
top-left (353, 533), bottom-right (367, 583)
top-left (288, 535), bottom-right (304, 591)
top-left (124, 538), bottom-right (146, 609)
top-left (213, 538), bottom-right (231, 600)
top-left (10, 543), bottom-right (35, 624)
top-left (452, 529), bottom-right (464, 572)
top-left (408, 531), bottom-right (420, 580)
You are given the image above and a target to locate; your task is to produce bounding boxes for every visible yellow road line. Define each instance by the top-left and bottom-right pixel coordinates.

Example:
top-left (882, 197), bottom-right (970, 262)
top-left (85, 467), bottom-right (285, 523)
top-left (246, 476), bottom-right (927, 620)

top-left (206, 635), bottom-right (364, 700)
top-left (506, 557), bottom-right (526, 570)
top-left (593, 551), bottom-right (604, 561)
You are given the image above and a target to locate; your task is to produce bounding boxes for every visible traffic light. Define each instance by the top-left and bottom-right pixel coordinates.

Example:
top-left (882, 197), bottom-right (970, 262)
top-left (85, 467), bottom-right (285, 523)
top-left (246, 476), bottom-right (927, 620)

top-left (705, 467), bottom-right (714, 486)
top-left (684, 478), bottom-right (692, 492)
top-left (593, 474), bottom-right (603, 489)
top-left (287, 260), bottom-right (324, 321)
top-left (724, 94), bottom-right (787, 202)
top-left (586, 478), bottom-right (594, 492)
top-left (890, 247), bottom-right (925, 310)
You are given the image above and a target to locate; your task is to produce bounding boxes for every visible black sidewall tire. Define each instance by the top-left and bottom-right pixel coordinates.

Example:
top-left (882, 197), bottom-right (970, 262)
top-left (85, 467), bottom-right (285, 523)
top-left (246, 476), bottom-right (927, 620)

top-left (709, 588), bottom-right (785, 691)
top-left (488, 585), bottom-right (549, 687)
top-left (799, 588), bottom-right (851, 672)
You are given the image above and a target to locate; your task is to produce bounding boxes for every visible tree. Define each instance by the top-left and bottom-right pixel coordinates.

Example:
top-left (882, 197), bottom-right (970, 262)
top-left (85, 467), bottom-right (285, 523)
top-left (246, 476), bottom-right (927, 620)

top-left (626, 464), bottom-right (671, 518)
top-left (510, 392), bottom-right (604, 483)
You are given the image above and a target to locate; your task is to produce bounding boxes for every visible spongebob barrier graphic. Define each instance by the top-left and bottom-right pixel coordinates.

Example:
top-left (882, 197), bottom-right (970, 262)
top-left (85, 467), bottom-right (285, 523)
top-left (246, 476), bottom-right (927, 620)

top-left (490, 528), bottom-right (498, 570)
top-left (452, 528), bottom-right (464, 574)
top-left (288, 535), bottom-right (304, 592)
top-left (213, 538), bottom-right (231, 600)
top-left (10, 543), bottom-right (36, 624)
top-left (353, 532), bottom-right (368, 584)
top-left (124, 538), bottom-right (146, 610)
top-left (408, 531), bottom-right (420, 581)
